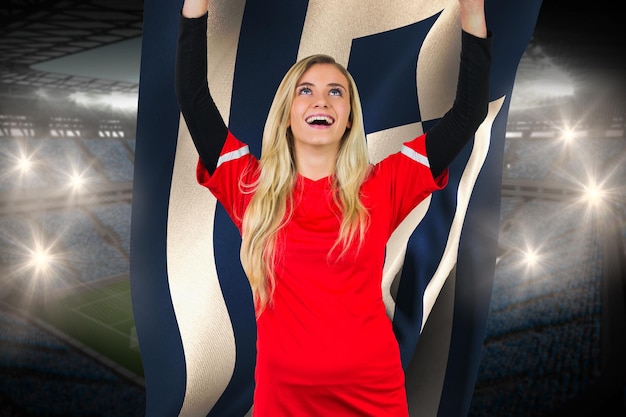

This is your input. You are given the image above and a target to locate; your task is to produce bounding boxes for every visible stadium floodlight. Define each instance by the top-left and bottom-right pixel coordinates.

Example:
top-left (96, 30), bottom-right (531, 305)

top-left (560, 128), bottom-right (577, 144)
top-left (533, 66), bottom-right (575, 98)
top-left (510, 60), bottom-right (575, 111)
top-left (105, 92), bottom-right (138, 111)
top-left (69, 172), bottom-right (86, 191)
top-left (20, 240), bottom-right (69, 300)
top-left (29, 246), bottom-right (52, 272)
top-left (16, 155), bottom-right (33, 173)
top-left (559, 164), bottom-right (620, 222)
top-left (69, 91), bottom-right (90, 106)
top-left (582, 182), bottom-right (605, 206)
top-left (522, 248), bottom-right (539, 268)
top-left (503, 233), bottom-right (548, 277)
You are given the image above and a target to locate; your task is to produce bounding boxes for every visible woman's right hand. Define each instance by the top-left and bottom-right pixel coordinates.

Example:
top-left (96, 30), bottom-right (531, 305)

top-left (182, 0), bottom-right (208, 18)
top-left (458, 0), bottom-right (487, 38)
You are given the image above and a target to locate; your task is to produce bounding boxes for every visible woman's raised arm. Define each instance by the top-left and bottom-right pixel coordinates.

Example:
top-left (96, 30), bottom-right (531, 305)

top-left (175, 0), bottom-right (227, 175)
top-left (425, 0), bottom-right (492, 178)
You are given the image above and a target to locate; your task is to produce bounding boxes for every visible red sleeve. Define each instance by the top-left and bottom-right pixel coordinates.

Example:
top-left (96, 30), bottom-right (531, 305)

top-left (196, 131), bottom-right (259, 231)
top-left (369, 133), bottom-right (448, 233)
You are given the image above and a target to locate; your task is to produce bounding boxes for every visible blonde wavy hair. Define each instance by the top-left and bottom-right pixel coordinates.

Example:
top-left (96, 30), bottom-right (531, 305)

top-left (240, 54), bottom-right (371, 315)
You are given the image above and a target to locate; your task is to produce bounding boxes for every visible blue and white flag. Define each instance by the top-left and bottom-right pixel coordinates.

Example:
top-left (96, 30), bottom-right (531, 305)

top-left (130, 0), bottom-right (543, 416)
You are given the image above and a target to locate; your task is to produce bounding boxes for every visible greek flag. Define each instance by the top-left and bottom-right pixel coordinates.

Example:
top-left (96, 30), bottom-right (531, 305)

top-left (130, 0), bottom-right (543, 416)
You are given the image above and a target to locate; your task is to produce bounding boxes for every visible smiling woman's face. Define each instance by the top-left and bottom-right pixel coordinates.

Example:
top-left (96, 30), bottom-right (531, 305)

top-left (289, 63), bottom-right (352, 154)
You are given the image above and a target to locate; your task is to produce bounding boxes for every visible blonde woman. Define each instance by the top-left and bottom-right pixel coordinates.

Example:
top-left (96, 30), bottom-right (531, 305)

top-left (176, 0), bottom-right (491, 415)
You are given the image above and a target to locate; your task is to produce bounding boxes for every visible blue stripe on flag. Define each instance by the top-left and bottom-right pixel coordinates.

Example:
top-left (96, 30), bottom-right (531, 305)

top-left (130, 0), bottom-right (187, 415)
top-left (348, 13), bottom-right (439, 134)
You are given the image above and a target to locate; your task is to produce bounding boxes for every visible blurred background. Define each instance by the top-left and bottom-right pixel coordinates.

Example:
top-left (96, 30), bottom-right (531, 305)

top-left (0, 1), bottom-right (624, 416)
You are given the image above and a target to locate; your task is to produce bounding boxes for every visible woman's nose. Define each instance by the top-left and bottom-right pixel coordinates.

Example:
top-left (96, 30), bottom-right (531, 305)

top-left (314, 97), bottom-right (328, 107)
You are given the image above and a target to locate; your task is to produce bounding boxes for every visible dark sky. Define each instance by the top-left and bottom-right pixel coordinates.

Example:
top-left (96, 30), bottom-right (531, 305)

top-left (532, 1), bottom-right (625, 96)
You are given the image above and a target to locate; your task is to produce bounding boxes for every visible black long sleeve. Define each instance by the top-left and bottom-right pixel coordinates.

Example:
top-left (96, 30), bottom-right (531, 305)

top-left (175, 12), bottom-right (227, 175)
top-left (426, 30), bottom-right (493, 178)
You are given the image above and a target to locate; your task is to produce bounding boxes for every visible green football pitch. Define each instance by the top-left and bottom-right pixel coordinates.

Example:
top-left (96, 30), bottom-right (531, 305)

top-left (33, 275), bottom-right (144, 378)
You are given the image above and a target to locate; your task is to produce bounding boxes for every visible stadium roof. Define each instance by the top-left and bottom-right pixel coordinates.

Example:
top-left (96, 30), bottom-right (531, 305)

top-left (0, 0), bottom-right (143, 95)
top-left (1, 1), bottom-right (624, 98)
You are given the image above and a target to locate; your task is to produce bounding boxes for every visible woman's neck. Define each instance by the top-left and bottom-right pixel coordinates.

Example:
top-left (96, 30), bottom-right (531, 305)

top-left (294, 143), bottom-right (338, 181)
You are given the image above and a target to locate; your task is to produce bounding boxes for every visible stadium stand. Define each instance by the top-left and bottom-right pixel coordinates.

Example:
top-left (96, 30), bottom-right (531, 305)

top-left (0, 305), bottom-right (145, 416)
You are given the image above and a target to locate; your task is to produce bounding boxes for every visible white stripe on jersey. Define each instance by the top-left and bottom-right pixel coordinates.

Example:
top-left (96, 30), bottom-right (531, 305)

top-left (401, 145), bottom-right (430, 168)
top-left (216, 145), bottom-right (250, 169)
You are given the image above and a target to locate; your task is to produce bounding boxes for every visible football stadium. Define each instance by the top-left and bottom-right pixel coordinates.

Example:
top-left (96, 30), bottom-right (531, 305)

top-left (0, 1), bottom-right (624, 416)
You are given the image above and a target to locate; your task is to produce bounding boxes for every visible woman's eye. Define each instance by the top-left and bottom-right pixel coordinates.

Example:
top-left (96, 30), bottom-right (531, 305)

top-left (298, 86), bottom-right (312, 95)
top-left (329, 88), bottom-right (343, 96)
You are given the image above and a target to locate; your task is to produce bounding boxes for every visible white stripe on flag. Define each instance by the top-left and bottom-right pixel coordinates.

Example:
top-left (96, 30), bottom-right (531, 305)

top-left (169, 118), bottom-right (236, 415)
top-left (422, 97), bottom-right (504, 330)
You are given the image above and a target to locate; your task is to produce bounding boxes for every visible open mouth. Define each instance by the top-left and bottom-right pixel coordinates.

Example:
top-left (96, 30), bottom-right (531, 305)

top-left (305, 115), bottom-right (335, 126)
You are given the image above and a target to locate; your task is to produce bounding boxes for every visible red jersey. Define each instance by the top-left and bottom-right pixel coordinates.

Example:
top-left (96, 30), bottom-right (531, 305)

top-left (197, 131), bottom-right (447, 417)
